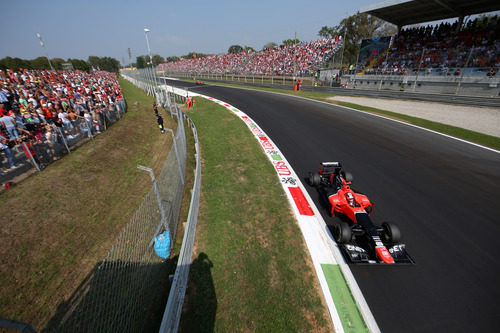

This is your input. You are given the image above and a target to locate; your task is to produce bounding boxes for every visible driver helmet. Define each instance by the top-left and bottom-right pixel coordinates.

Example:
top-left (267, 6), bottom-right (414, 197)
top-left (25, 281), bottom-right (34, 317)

top-left (346, 192), bottom-right (354, 206)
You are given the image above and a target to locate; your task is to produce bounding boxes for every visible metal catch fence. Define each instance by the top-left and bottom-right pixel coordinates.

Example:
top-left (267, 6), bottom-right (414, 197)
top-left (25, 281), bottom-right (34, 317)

top-left (52, 85), bottom-right (187, 332)
top-left (122, 70), bottom-right (202, 333)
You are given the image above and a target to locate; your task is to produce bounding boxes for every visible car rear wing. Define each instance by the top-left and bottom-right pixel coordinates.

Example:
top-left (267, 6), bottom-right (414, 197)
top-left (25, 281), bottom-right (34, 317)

top-left (320, 161), bottom-right (342, 175)
top-left (321, 162), bottom-right (341, 167)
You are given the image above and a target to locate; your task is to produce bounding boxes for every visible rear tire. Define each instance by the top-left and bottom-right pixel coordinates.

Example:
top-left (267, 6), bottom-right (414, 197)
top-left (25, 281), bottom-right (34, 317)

top-left (335, 223), bottom-right (352, 244)
top-left (382, 222), bottom-right (401, 243)
top-left (309, 172), bottom-right (321, 187)
top-left (342, 171), bottom-right (353, 182)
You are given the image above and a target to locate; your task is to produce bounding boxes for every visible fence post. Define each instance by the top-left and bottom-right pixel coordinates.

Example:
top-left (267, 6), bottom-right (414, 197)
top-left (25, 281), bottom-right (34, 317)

top-left (137, 165), bottom-right (169, 246)
top-left (56, 127), bottom-right (71, 154)
top-left (22, 141), bottom-right (41, 172)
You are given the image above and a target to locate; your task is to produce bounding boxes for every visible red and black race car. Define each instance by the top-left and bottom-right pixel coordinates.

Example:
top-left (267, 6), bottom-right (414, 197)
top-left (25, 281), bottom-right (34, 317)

top-left (195, 80), bottom-right (203, 85)
top-left (309, 162), bottom-right (414, 264)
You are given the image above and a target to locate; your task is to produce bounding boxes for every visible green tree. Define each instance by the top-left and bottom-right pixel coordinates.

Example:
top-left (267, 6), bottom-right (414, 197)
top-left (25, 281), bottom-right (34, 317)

top-left (181, 52), bottom-right (208, 59)
top-left (88, 56), bottom-right (100, 69)
top-left (86, 56), bottom-right (120, 72)
top-left (228, 45), bottom-right (244, 54)
top-left (319, 12), bottom-right (397, 66)
top-left (152, 54), bottom-right (165, 66)
top-left (244, 45), bottom-right (256, 52)
top-left (136, 56), bottom-right (146, 68)
top-left (30, 56), bottom-right (51, 69)
top-left (99, 57), bottom-right (120, 72)
top-left (70, 59), bottom-right (90, 71)
top-left (0, 57), bottom-right (30, 70)
top-left (282, 38), bottom-right (300, 46)
top-left (166, 56), bottom-right (179, 62)
top-left (263, 42), bottom-right (277, 50)
top-left (51, 58), bottom-right (65, 70)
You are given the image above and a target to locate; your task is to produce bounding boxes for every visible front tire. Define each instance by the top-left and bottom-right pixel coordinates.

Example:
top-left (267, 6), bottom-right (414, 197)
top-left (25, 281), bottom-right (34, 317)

top-left (382, 222), bottom-right (401, 243)
top-left (335, 222), bottom-right (352, 244)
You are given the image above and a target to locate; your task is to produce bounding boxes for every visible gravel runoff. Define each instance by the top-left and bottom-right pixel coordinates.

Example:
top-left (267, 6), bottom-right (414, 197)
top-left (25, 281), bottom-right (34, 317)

top-left (328, 96), bottom-right (500, 138)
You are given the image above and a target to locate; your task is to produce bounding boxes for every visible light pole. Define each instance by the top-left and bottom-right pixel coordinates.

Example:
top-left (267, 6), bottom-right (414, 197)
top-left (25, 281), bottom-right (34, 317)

top-left (144, 28), bottom-right (157, 94)
top-left (36, 33), bottom-right (55, 70)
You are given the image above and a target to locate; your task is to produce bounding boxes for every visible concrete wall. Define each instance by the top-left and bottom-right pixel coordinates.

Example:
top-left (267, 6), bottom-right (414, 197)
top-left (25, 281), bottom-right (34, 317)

top-left (342, 74), bottom-right (500, 97)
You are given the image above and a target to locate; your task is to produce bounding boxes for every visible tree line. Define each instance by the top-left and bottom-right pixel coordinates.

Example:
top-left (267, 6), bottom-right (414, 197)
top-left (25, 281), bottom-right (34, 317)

top-left (0, 55), bottom-right (121, 73)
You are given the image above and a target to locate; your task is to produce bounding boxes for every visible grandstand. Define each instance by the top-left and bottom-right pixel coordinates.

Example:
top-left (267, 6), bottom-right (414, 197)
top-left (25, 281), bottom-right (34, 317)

top-left (159, 37), bottom-right (342, 76)
top-left (343, 0), bottom-right (500, 96)
top-left (159, 1), bottom-right (499, 96)
top-left (0, 69), bottom-right (124, 181)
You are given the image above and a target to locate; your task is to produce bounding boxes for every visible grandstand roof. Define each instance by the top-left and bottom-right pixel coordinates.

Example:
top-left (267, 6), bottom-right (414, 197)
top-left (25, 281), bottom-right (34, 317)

top-left (361, 0), bottom-right (500, 27)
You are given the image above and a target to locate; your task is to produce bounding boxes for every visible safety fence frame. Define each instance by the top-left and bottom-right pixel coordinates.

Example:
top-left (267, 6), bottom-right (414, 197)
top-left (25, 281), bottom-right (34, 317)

top-left (47, 85), bottom-right (187, 331)
top-left (121, 71), bottom-right (201, 333)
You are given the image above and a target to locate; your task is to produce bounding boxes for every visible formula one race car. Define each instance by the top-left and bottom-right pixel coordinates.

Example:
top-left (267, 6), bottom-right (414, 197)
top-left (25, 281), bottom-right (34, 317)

top-left (195, 80), bottom-right (203, 85)
top-left (309, 162), bottom-right (414, 264)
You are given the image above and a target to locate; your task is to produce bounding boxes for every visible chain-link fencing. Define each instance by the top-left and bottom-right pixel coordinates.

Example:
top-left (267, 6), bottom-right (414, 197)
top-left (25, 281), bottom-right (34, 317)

top-left (51, 79), bottom-right (187, 331)
top-left (122, 70), bottom-right (202, 333)
top-left (53, 111), bottom-right (186, 332)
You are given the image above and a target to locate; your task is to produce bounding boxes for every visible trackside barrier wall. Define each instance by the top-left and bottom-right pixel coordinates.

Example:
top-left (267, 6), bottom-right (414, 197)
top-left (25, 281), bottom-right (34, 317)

top-left (162, 72), bottom-right (500, 107)
top-left (121, 71), bottom-right (202, 333)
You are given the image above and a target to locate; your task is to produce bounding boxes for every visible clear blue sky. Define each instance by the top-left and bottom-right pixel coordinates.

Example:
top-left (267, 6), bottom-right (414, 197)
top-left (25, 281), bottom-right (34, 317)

top-left (1, 0), bottom-right (377, 64)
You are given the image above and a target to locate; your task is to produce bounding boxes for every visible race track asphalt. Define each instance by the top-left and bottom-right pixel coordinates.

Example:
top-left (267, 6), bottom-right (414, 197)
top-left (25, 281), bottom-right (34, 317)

top-left (163, 79), bottom-right (500, 333)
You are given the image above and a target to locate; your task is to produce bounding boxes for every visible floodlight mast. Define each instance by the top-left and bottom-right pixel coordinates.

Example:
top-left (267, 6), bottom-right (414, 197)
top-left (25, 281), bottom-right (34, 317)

top-left (36, 33), bottom-right (55, 71)
top-left (144, 28), bottom-right (153, 67)
top-left (143, 28), bottom-right (158, 93)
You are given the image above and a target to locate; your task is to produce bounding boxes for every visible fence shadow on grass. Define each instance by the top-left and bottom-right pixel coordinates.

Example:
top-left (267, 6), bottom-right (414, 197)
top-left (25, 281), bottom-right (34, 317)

top-left (44, 256), bottom-right (178, 333)
top-left (179, 253), bottom-right (217, 333)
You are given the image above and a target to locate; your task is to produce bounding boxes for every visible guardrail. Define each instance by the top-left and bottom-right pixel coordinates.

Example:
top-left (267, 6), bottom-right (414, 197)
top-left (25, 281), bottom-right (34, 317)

top-left (159, 107), bottom-right (201, 333)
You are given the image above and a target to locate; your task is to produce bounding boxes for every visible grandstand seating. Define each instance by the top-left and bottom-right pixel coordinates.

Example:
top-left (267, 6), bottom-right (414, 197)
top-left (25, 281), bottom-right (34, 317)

top-left (160, 37), bottom-right (343, 76)
top-left (364, 15), bottom-right (499, 75)
top-left (0, 69), bottom-right (123, 178)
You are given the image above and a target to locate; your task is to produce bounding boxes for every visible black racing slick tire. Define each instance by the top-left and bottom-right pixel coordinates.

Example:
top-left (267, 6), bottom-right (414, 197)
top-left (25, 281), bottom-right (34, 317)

top-left (335, 223), bottom-right (352, 244)
top-left (342, 171), bottom-right (353, 182)
top-left (309, 172), bottom-right (321, 187)
top-left (382, 222), bottom-right (401, 243)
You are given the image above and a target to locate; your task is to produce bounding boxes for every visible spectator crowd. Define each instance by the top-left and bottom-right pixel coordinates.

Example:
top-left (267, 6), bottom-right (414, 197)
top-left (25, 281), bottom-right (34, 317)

top-left (365, 15), bottom-right (499, 75)
top-left (159, 37), bottom-right (343, 76)
top-left (0, 69), bottom-right (123, 173)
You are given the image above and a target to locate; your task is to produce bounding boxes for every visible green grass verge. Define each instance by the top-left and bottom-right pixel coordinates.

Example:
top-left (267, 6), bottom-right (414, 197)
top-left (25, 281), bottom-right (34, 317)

top-left (178, 99), bottom-right (332, 332)
top-left (322, 264), bottom-right (368, 333)
top-left (173, 77), bottom-right (500, 150)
